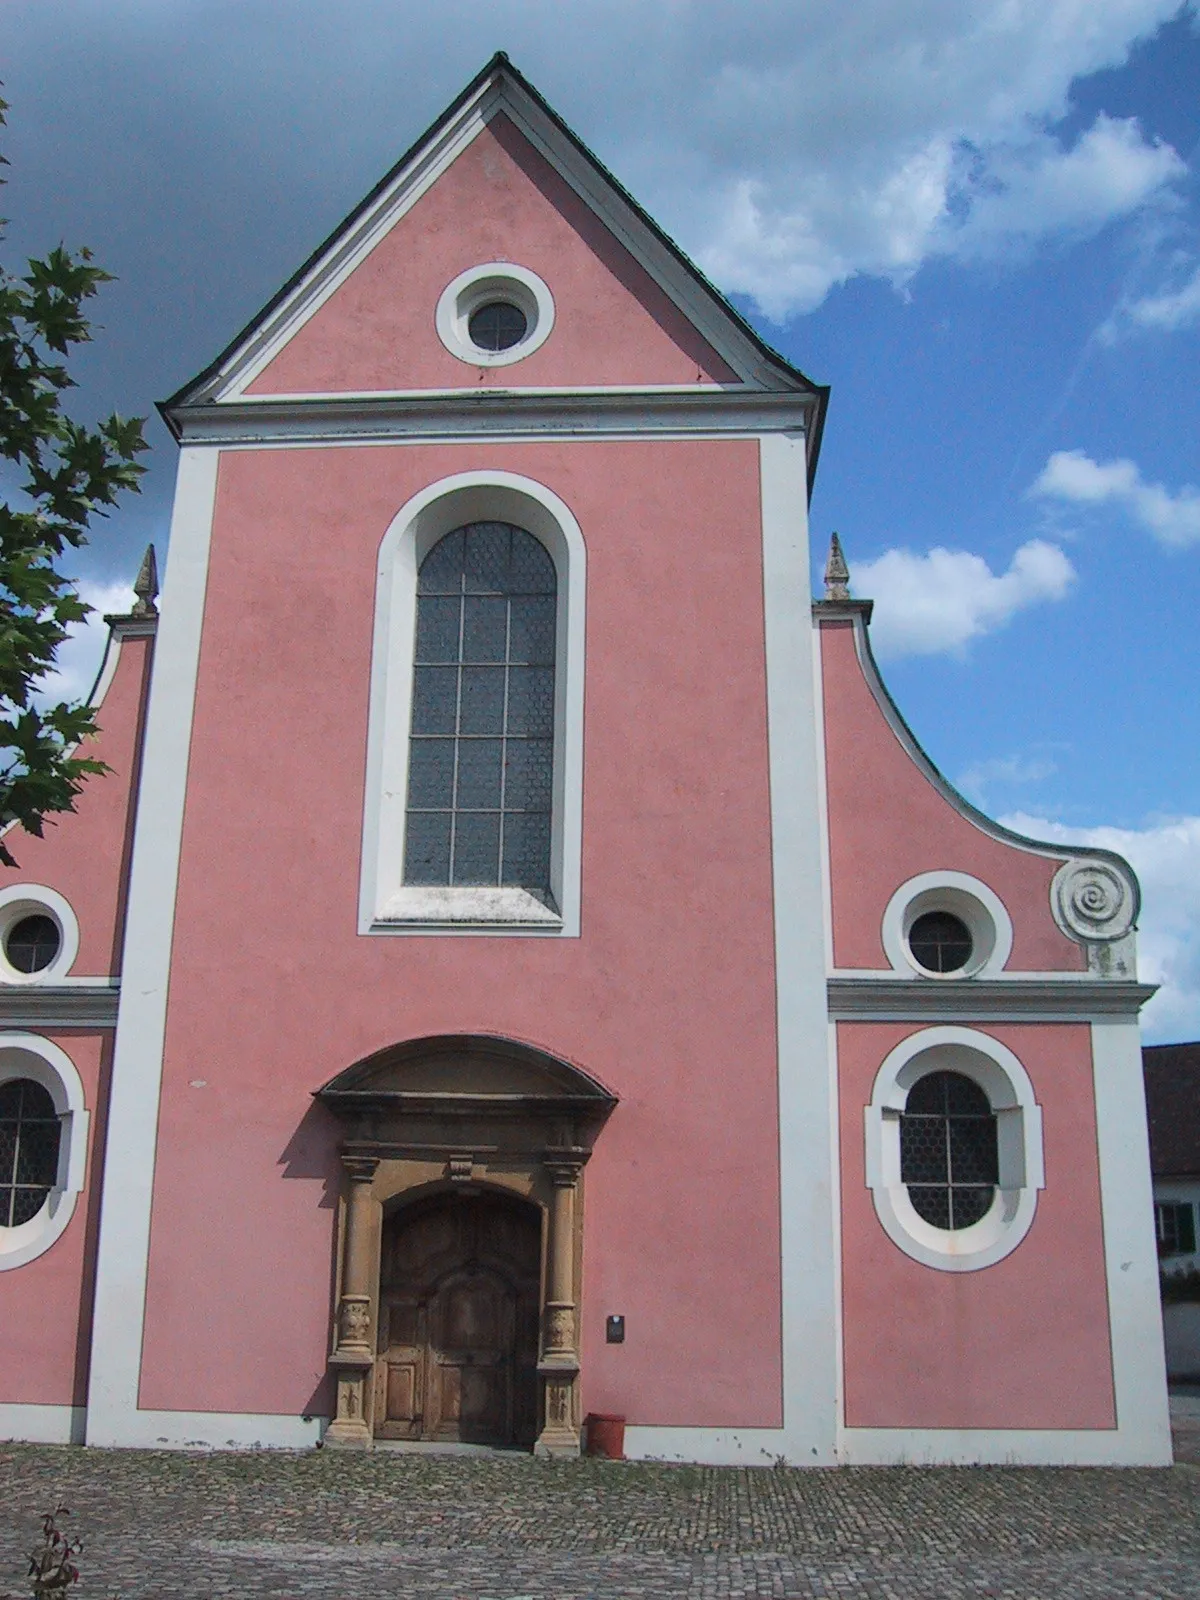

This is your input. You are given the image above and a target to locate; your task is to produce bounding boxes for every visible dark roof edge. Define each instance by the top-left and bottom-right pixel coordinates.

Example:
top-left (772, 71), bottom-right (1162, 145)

top-left (159, 51), bottom-right (830, 492)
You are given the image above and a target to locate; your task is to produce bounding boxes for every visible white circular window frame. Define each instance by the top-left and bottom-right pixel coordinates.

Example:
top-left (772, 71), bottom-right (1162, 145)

top-left (435, 263), bottom-right (555, 367)
top-left (864, 1026), bottom-right (1044, 1273)
top-left (0, 884), bottom-right (79, 985)
top-left (0, 1035), bottom-right (89, 1270)
top-left (882, 871), bottom-right (1013, 979)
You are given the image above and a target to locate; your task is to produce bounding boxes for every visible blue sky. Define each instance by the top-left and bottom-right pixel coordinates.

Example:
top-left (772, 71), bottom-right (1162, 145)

top-left (4, 1), bottom-right (1199, 1036)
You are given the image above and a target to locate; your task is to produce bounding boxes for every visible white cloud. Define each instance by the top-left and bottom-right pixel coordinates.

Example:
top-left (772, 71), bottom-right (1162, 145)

top-left (33, 580), bottom-right (135, 707)
top-left (1102, 261), bottom-right (1200, 340)
top-left (1030, 449), bottom-right (1200, 546)
top-left (958, 752), bottom-right (1059, 807)
top-left (850, 539), bottom-right (1075, 658)
top-left (1002, 811), bottom-right (1200, 1042)
top-left (11, 0), bottom-right (1187, 322)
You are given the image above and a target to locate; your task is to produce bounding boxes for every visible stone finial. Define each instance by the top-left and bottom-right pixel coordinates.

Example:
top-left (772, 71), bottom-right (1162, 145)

top-left (131, 545), bottom-right (159, 618)
top-left (823, 532), bottom-right (850, 601)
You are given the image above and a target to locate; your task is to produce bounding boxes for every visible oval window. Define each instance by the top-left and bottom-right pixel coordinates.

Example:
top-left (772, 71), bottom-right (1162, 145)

top-left (468, 301), bottom-right (528, 352)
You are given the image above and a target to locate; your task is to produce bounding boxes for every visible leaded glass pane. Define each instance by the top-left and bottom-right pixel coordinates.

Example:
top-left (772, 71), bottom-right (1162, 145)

top-left (459, 668), bottom-right (506, 735)
top-left (506, 668), bottom-right (554, 737)
top-left (900, 1070), bottom-right (998, 1233)
top-left (415, 596), bottom-right (461, 662)
top-left (908, 910), bottom-right (973, 973)
top-left (508, 597), bottom-right (556, 664)
top-left (455, 739), bottom-right (503, 809)
top-left (0, 1079), bottom-right (60, 1229)
top-left (411, 667), bottom-right (458, 735)
top-left (407, 740), bottom-right (455, 809)
top-left (462, 597), bottom-right (508, 662)
top-left (418, 529), bottom-right (465, 593)
top-left (452, 814), bottom-right (501, 883)
top-left (404, 522), bottom-right (557, 896)
top-left (504, 740), bottom-right (553, 809)
top-left (404, 813), bottom-right (452, 885)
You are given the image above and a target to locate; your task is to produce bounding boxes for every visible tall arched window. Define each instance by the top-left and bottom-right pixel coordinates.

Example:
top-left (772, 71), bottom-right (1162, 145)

top-left (0, 1077), bottom-right (61, 1228)
top-left (403, 522), bottom-right (557, 903)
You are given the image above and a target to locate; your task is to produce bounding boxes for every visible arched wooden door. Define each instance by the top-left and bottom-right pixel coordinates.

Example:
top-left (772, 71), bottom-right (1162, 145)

top-left (374, 1188), bottom-right (541, 1446)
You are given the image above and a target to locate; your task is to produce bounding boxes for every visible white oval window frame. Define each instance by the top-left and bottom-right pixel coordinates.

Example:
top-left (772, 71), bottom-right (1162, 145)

top-left (0, 884), bottom-right (80, 985)
top-left (435, 263), bottom-right (555, 367)
top-left (864, 1026), bottom-right (1044, 1273)
top-left (882, 870), bottom-right (1013, 979)
top-left (0, 1034), bottom-right (89, 1270)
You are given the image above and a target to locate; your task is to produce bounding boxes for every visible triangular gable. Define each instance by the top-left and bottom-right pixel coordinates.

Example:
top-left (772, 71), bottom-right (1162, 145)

top-left (163, 54), bottom-right (826, 417)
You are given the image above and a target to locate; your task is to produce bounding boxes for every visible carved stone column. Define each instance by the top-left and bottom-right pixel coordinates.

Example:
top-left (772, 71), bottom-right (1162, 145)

top-left (325, 1153), bottom-right (378, 1448)
top-left (536, 1152), bottom-right (586, 1458)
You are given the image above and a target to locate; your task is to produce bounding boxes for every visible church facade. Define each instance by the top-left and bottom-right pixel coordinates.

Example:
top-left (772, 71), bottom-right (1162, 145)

top-left (0, 56), bottom-right (1172, 1465)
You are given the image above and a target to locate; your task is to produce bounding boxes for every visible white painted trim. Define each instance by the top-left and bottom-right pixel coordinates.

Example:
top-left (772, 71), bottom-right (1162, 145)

top-left (0, 1034), bottom-right (88, 1270)
top-left (0, 884), bottom-right (80, 984)
top-left (0, 1402), bottom-right (86, 1445)
top-left (864, 1027), bottom-right (1043, 1272)
top-left (85, 447), bottom-right (220, 1448)
top-left (435, 263), bottom-right (555, 367)
top-left (881, 871), bottom-right (1013, 979)
top-left (1091, 1017), bottom-right (1173, 1463)
top-left (759, 432), bottom-right (838, 1464)
top-left (360, 470), bottom-right (585, 939)
top-left (84, 1407), bottom-right (327, 1451)
top-left (839, 1425), bottom-right (1171, 1466)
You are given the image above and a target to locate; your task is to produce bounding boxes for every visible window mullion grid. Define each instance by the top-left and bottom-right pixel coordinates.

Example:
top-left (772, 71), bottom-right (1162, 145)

top-left (447, 576), bottom-right (467, 887)
top-left (942, 1088), bottom-right (956, 1229)
top-left (497, 588), bottom-right (512, 885)
top-left (2, 1088), bottom-right (20, 1227)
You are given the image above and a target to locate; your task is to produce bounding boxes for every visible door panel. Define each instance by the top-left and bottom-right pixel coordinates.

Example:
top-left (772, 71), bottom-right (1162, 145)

top-left (375, 1190), bottom-right (541, 1447)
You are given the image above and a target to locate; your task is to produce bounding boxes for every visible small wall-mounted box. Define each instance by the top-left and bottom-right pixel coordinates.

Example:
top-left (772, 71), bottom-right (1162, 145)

top-left (606, 1314), bottom-right (625, 1344)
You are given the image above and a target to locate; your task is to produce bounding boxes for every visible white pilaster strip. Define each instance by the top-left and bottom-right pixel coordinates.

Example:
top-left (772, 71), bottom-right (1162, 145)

top-left (85, 447), bottom-right (220, 1447)
top-left (1091, 1016), bottom-right (1173, 1464)
top-left (760, 432), bottom-right (838, 1464)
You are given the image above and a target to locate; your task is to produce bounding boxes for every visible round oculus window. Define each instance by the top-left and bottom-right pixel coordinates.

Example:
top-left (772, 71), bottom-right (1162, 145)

top-left (468, 301), bottom-right (528, 353)
top-left (907, 910), bottom-right (973, 974)
top-left (4, 914), bottom-right (61, 975)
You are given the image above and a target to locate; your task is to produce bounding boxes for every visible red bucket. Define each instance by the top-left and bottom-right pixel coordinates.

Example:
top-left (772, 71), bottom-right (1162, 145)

top-left (585, 1412), bottom-right (626, 1460)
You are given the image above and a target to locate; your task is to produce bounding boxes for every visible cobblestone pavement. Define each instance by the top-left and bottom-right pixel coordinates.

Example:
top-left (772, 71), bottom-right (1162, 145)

top-left (1, 1443), bottom-right (1198, 1599)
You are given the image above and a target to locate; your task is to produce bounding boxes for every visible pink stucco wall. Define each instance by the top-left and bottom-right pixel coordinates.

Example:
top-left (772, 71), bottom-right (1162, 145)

top-left (137, 437), bottom-right (784, 1428)
top-left (0, 630), bottom-right (153, 977)
top-left (820, 619), bottom-right (1084, 972)
top-left (247, 115), bottom-right (737, 396)
top-left (839, 1020), bottom-right (1115, 1429)
top-left (0, 1032), bottom-right (111, 1407)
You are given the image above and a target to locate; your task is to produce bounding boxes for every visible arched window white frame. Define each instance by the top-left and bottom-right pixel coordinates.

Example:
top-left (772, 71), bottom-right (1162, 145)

top-left (0, 1034), bottom-right (89, 1271)
top-left (881, 871), bottom-right (1013, 979)
top-left (864, 1026), bottom-right (1044, 1272)
top-left (360, 471), bottom-right (585, 936)
top-left (0, 885), bottom-right (80, 985)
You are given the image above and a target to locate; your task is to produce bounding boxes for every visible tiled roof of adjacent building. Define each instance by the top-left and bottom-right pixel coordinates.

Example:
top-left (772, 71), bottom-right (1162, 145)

top-left (1143, 1041), bottom-right (1200, 1177)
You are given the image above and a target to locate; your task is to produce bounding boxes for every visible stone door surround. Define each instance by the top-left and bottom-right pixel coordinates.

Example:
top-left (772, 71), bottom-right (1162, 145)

top-left (315, 1033), bottom-right (617, 1455)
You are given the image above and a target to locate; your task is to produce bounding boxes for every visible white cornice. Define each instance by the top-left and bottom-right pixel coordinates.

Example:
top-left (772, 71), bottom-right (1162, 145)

top-left (0, 985), bottom-right (120, 1028)
top-left (171, 388), bottom-right (816, 447)
top-left (828, 976), bottom-right (1156, 1020)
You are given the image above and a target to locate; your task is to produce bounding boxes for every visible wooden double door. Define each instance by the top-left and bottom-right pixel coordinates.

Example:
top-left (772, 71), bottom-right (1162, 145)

top-left (374, 1189), bottom-right (541, 1447)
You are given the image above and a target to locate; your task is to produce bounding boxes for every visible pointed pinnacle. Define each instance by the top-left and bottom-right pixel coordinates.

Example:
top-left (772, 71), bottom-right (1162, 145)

top-left (131, 544), bottom-right (159, 618)
top-left (824, 532), bottom-right (850, 601)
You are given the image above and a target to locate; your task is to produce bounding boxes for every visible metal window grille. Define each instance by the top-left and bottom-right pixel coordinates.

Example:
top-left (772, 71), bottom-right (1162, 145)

top-left (908, 910), bottom-right (973, 973)
top-left (900, 1069), bottom-right (998, 1230)
top-left (1156, 1201), bottom-right (1197, 1257)
top-left (404, 522), bottom-right (556, 901)
top-left (0, 1078), bottom-right (61, 1227)
top-left (5, 914), bottom-right (61, 974)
